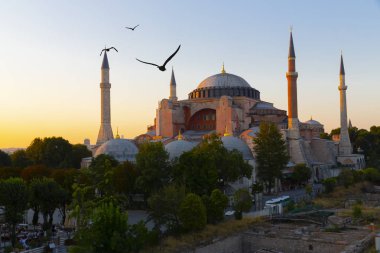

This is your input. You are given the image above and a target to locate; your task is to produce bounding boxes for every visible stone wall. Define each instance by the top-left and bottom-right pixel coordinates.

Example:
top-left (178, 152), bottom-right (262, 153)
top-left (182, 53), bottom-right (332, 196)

top-left (182, 235), bottom-right (242, 253)
top-left (242, 233), bottom-right (346, 253)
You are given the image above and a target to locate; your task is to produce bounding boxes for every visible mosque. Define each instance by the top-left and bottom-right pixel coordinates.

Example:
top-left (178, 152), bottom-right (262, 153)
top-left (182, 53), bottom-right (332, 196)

top-left (89, 31), bottom-right (365, 190)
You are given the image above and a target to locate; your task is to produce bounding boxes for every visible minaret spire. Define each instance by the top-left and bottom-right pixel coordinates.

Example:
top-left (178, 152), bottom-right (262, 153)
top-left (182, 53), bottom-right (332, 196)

top-left (338, 53), bottom-right (352, 155)
top-left (286, 30), bottom-right (299, 129)
top-left (340, 53), bottom-right (345, 75)
top-left (96, 51), bottom-right (114, 145)
top-left (102, 51), bottom-right (109, 69)
top-left (288, 31), bottom-right (296, 58)
top-left (169, 67), bottom-right (177, 101)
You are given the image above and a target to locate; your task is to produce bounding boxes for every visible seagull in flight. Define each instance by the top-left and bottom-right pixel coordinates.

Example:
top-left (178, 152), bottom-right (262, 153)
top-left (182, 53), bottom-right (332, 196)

top-left (100, 47), bottom-right (118, 56)
top-left (125, 24), bottom-right (139, 31)
top-left (136, 45), bottom-right (181, 71)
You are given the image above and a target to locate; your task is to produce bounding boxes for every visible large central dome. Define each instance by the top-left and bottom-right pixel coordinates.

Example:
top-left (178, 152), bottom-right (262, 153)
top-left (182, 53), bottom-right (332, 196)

top-left (197, 73), bottom-right (251, 89)
top-left (188, 66), bottom-right (260, 100)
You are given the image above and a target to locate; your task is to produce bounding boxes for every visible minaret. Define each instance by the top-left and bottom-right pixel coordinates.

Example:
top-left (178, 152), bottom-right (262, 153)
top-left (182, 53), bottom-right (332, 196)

top-left (285, 29), bottom-right (307, 165)
top-left (169, 68), bottom-right (177, 101)
top-left (286, 30), bottom-right (299, 130)
top-left (96, 52), bottom-right (114, 145)
top-left (338, 54), bottom-right (352, 155)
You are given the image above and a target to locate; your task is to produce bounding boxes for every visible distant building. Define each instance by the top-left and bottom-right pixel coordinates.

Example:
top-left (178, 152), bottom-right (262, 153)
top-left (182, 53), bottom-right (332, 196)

top-left (88, 30), bottom-right (365, 187)
top-left (147, 31), bottom-right (364, 183)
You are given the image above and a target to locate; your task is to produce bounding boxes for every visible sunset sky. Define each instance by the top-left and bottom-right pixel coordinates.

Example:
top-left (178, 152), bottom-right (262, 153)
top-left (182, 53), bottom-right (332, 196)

top-left (1, 0), bottom-right (380, 148)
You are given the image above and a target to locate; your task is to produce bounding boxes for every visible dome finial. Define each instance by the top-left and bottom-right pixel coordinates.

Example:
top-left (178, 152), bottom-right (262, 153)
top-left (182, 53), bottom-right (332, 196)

top-left (178, 130), bottom-right (183, 140)
top-left (311, 116), bottom-right (313, 120)
top-left (221, 62), bottom-right (226, 74)
top-left (116, 127), bottom-right (120, 139)
top-left (224, 125), bottom-right (231, 136)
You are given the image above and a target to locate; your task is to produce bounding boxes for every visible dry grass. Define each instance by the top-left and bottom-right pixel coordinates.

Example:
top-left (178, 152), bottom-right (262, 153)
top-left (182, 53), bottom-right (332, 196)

top-left (142, 217), bottom-right (262, 253)
top-left (313, 183), bottom-right (367, 208)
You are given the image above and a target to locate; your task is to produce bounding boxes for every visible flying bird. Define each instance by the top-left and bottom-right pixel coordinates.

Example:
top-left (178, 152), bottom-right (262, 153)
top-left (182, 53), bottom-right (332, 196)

top-left (125, 24), bottom-right (139, 31)
top-left (100, 47), bottom-right (118, 56)
top-left (136, 45), bottom-right (181, 71)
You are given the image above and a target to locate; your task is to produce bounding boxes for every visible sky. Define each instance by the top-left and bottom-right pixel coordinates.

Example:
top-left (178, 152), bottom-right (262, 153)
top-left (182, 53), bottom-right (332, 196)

top-left (1, 0), bottom-right (380, 148)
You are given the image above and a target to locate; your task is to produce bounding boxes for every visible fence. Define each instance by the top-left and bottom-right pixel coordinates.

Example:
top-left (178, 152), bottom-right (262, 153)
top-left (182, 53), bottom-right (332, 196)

top-left (17, 246), bottom-right (44, 253)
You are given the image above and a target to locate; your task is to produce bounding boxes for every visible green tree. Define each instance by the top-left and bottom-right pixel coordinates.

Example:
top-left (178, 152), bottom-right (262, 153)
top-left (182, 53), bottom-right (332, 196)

top-left (0, 167), bottom-right (22, 179)
top-left (352, 204), bottom-right (362, 220)
top-left (148, 185), bottom-right (186, 233)
top-left (71, 203), bottom-right (151, 253)
top-left (89, 154), bottom-right (119, 198)
top-left (362, 167), bottom-right (380, 183)
top-left (21, 164), bottom-right (51, 182)
top-left (233, 188), bottom-right (252, 220)
top-left (305, 184), bottom-right (313, 199)
top-left (51, 169), bottom-right (78, 224)
top-left (205, 189), bottom-right (228, 224)
top-left (338, 169), bottom-right (354, 188)
top-left (41, 137), bottom-right (73, 168)
top-left (70, 180), bottom-right (96, 229)
top-left (322, 177), bottom-right (337, 194)
top-left (26, 137), bottom-right (74, 168)
top-left (0, 150), bottom-right (11, 167)
top-left (179, 193), bottom-right (207, 232)
top-left (320, 132), bottom-right (330, 140)
top-left (113, 161), bottom-right (138, 196)
top-left (29, 178), bottom-right (66, 230)
top-left (291, 164), bottom-right (312, 186)
top-left (174, 134), bottom-right (252, 196)
top-left (0, 178), bottom-right (28, 247)
top-left (26, 138), bottom-right (45, 164)
top-left (254, 122), bottom-right (289, 193)
top-left (70, 144), bottom-right (92, 169)
top-left (72, 202), bottom-right (129, 253)
top-left (11, 149), bottom-right (31, 169)
top-left (136, 142), bottom-right (170, 197)
top-left (175, 149), bottom-right (218, 196)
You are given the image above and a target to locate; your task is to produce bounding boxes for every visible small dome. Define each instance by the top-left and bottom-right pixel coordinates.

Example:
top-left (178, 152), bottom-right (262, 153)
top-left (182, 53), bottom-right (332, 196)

top-left (94, 139), bottom-right (138, 162)
top-left (305, 119), bottom-right (322, 126)
top-left (165, 140), bottom-right (197, 160)
top-left (197, 73), bottom-right (251, 89)
top-left (221, 136), bottom-right (253, 160)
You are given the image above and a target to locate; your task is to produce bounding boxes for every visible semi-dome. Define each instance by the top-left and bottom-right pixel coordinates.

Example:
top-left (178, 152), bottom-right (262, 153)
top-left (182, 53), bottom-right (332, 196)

top-left (165, 139), bottom-right (197, 160)
top-left (188, 66), bottom-right (260, 100)
top-left (221, 135), bottom-right (254, 160)
top-left (94, 138), bottom-right (138, 162)
top-left (197, 73), bottom-right (251, 89)
top-left (240, 126), bottom-right (260, 138)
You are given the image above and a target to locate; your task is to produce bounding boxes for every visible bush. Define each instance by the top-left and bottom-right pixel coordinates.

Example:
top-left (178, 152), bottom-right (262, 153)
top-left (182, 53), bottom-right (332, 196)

top-left (352, 205), bottom-right (362, 219)
top-left (206, 189), bottom-right (228, 224)
top-left (179, 193), bottom-right (207, 232)
top-left (362, 168), bottom-right (380, 183)
top-left (323, 177), bottom-right (337, 194)
top-left (233, 189), bottom-right (252, 220)
top-left (286, 200), bottom-right (295, 211)
top-left (338, 169), bottom-right (354, 188)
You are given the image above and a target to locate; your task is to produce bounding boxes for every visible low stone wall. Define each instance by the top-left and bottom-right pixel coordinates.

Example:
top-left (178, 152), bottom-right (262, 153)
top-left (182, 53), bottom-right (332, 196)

top-left (182, 235), bottom-right (242, 253)
top-left (341, 233), bottom-right (374, 253)
top-left (181, 225), bottom-right (373, 253)
top-left (242, 233), bottom-right (346, 253)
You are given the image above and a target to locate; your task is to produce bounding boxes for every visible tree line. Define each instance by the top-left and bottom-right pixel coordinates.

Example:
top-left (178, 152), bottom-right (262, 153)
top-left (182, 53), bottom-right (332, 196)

top-left (0, 134), bottom-right (255, 253)
top-left (0, 136), bottom-right (92, 170)
top-left (321, 125), bottom-right (380, 169)
top-left (69, 134), bottom-right (254, 252)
